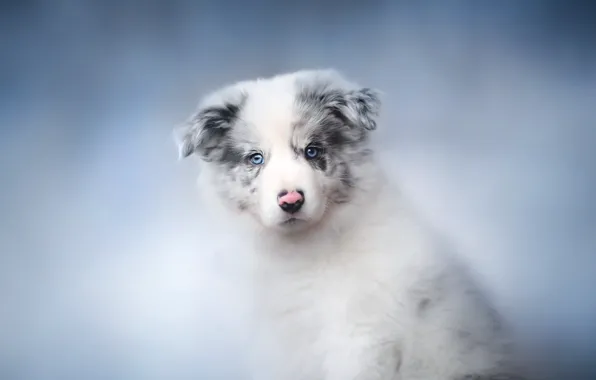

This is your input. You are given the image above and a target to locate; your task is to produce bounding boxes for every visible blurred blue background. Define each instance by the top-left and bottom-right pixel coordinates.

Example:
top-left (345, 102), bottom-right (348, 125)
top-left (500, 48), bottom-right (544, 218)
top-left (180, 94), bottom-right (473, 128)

top-left (1, 1), bottom-right (595, 379)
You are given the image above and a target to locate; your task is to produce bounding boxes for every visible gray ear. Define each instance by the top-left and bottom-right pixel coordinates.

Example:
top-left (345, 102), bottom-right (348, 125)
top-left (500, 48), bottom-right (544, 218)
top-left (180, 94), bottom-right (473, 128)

top-left (326, 88), bottom-right (382, 131)
top-left (175, 101), bottom-right (242, 161)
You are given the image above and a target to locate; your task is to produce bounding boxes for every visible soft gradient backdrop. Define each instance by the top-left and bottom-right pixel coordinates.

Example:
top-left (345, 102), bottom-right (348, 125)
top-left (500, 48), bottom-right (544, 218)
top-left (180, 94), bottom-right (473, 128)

top-left (1, 1), bottom-right (595, 379)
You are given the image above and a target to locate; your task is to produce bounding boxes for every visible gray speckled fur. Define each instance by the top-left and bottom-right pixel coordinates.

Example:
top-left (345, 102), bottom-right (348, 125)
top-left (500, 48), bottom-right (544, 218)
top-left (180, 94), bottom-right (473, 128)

top-left (293, 76), bottom-right (379, 203)
top-left (179, 70), bottom-right (381, 208)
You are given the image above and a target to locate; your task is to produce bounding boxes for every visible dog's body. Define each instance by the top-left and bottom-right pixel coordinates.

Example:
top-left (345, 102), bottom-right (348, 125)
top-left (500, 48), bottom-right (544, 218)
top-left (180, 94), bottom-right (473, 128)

top-left (177, 70), bottom-right (524, 380)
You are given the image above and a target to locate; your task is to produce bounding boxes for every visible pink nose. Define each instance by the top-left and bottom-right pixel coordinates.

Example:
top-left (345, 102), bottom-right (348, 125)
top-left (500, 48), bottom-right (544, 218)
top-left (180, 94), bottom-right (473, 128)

top-left (278, 191), bottom-right (303, 205)
top-left (277, 190), bottom-right (305, 214)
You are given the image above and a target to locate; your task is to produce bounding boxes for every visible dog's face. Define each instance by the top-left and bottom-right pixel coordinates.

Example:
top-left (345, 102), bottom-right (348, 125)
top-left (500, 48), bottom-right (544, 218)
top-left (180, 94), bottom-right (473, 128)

top-left (178, 70), bottom-right (381, 232)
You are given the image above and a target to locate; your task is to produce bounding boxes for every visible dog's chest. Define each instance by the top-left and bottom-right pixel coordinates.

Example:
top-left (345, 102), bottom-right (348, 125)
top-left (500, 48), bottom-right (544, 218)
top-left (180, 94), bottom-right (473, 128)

top-left (250, 244), bottom-right (405, 379)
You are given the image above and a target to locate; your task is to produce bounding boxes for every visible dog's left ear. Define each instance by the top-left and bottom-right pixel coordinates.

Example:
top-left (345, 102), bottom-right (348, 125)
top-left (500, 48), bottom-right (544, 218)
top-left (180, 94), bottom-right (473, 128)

top-left (328, 88), bottom-right (382, 132)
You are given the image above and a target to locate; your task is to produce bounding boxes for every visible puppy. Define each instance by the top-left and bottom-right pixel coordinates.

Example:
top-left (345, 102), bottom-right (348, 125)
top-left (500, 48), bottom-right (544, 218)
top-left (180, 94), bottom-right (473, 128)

top-left (176, 69), bottom-right (527, 380)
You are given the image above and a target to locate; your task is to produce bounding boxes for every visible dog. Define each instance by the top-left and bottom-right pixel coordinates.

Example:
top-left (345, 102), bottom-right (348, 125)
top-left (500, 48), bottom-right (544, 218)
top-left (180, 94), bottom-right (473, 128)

top-left (176, 70), bottom-right (528, 380)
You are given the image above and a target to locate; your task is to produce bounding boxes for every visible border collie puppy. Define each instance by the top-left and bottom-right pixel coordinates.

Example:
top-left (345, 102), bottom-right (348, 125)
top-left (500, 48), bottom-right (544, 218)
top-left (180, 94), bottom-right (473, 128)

top-left (176, 70), bottom-right (526, 380)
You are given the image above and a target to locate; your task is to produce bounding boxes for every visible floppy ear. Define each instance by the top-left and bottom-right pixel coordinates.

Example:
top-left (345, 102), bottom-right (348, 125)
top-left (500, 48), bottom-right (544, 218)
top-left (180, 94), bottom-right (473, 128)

top-left (326, 88), bottom-right (382, 132)
top-left (175, 101), bottom-right (242, 161)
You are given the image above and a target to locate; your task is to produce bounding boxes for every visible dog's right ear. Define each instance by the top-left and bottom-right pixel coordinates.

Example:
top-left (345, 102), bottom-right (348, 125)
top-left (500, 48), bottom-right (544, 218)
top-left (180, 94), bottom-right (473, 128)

top-left (174, 96), bottom-right (244, 161)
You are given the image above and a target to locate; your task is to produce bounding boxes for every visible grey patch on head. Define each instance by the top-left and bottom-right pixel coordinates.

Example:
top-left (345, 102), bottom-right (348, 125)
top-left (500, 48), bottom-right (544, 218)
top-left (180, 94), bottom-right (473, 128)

top-left (292, 70), bottom-right (382, 203)
top-left (294, 71), bottom-right (381, 152)
top-left (177, 85), bottom-right (265, 213)
top-left (327, 87), bottom-right (381, 132)
top-left (295, 71), bottom-right (381, 132)
top-left (177, 92), bottom-right (248, 165)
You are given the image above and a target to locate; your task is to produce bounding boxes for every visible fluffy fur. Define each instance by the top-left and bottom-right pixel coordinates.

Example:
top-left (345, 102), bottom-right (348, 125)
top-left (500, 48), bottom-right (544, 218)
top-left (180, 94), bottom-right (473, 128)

top-left (176, 70), bottom-right (528, 380)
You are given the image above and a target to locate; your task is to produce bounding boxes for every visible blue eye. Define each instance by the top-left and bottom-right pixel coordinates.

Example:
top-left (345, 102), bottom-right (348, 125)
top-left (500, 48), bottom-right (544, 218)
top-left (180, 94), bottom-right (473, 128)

top-left (249, 153), bottom-right (265, 165)
top-left (304, 146), bottom-right (320, 159)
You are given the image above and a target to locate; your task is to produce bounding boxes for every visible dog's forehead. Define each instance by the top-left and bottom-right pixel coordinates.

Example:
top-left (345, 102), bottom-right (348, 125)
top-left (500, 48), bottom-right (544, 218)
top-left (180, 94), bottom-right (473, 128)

top-left (240, 83), bottom-right (303, 144)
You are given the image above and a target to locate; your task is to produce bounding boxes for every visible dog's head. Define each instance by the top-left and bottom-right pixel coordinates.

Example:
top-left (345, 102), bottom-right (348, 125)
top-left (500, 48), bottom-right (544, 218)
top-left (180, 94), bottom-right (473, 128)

top-left (177, 70), bottom-right (381, 232)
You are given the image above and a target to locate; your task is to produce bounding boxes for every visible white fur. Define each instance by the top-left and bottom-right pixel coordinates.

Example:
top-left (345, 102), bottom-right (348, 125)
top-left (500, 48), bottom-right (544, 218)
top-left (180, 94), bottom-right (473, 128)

top-left (184, 70), bottom-right (520, 380)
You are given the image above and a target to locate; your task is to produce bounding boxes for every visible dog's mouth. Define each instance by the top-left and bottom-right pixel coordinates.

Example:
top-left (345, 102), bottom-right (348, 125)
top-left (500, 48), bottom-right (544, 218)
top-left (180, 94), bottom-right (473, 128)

top-left (280, 217), bottom-right (306, 226)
